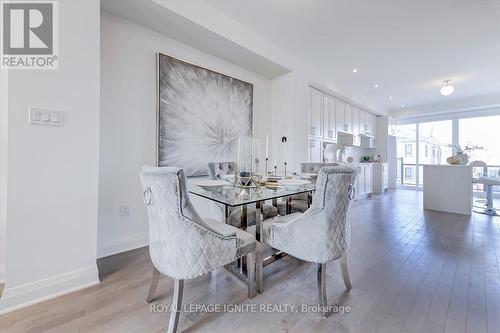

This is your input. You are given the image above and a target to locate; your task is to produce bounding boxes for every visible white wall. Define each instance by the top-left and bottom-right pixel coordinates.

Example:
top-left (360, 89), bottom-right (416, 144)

top-left (98, 12), bottom-right (273, 257)
top-left (0, 0), bottom-right (101, 313)
top-left (0, 68), bottom-right (7, 284)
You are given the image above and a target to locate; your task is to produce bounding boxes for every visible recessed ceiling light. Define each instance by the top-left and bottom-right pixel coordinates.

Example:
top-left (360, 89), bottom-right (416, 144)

top-left (352, 68), bottom-right (358, 73)
top-left (440, 80), bottom-right (454, 96)
top-left (388, 96), bottom-right (393, 99)
top-left (401, 104), bottom-right (405, 108)
top-left (374, 84), bottom-right (379, 88)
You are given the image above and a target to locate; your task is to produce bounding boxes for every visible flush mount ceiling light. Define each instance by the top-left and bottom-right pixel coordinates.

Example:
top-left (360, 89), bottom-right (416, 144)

top-left (401, 104), bottom-right (405, 108)
top-left (352, 68), bottom-right (358, 73)
top-left (374, 84), bottom-right (379, 88)
top-left (440, 80), bottom-right (454, 96)
top-left (388, 96), bottom-right (393, 99)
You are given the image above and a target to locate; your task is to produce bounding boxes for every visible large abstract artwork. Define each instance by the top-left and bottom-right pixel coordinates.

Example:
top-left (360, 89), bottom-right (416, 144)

top-left (157, 53), bottom-right (253, 176)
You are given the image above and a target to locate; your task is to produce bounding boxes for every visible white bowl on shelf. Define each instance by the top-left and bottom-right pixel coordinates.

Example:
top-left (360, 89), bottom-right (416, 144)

top-left (193, 180), bottom-right (227, 192)
top-left (277, 179), bottom-right (311, 191)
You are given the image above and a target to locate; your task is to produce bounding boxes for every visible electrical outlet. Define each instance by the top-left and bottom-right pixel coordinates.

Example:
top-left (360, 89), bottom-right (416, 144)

top-left (119, 205), bottom-right (130, 217)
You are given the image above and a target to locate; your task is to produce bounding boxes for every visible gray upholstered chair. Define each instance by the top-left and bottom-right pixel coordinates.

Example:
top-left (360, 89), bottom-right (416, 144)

top-left (140, 166), bottom-right (256, 333)
top-left (207, 161), bottom-right (237, 180)
top-left (277, 163), bottom-right (339, 215)
top-left (301, 162), bottom-right (339, 174)
top-left (260, 166), bottom-right (357, 317)
top-left (469, 161), bottom-right (500, 215)
top-left (207, 161), bottom-right (278, 227)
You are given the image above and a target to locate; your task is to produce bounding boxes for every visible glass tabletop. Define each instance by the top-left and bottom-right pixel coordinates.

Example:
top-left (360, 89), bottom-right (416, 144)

top-left (188, 183), bottom-right (315, 207)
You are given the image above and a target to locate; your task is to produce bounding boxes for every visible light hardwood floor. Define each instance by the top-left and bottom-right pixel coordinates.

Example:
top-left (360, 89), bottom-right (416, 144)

top-left (0, 189), bottom-right (499, 333)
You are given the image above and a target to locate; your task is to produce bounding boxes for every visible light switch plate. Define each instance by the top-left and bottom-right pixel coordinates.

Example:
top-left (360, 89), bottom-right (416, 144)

top-left (29, 107), bottom-right (63, 126)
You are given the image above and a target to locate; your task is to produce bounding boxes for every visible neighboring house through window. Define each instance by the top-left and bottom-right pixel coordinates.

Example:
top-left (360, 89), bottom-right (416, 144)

top-left (405, 144), bottom-right (412, 157)
top-left (405, 167), bottom-right (413, 180)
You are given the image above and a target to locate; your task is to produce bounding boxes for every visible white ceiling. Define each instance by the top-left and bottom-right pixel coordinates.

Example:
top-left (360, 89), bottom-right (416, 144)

top-left (204, 0), bottom-right (500, 111)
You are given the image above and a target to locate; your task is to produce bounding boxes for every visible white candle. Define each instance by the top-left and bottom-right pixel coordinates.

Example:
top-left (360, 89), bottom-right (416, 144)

top-left (283, 141), bottom-right (287, 164)
top-left (265, 134), bottom-right (269, 159)
top-left (273, 144), bottom-right (277, 167)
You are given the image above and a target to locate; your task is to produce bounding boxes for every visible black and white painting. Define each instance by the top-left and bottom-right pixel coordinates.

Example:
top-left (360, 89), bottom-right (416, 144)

top-left (158, 53), bottom-right (253, 176)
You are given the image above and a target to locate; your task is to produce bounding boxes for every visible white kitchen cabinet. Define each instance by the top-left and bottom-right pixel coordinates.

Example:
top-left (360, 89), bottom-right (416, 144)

top-left (352, 164), bottom-right (373, 199)
top-left (335, 98), bottom-right (345, 133)
top-left (354, 165), bottom-right (364, 197)
top-left (322, 95), bottom-right (336, 140)
top-left (373, 163), bottom-right (389, 194)
top-left (310, 89), bottom-right (323, 138)
top-left (365, 164), bottom-right (373, 194)
top-left (309, 139), bottom-right (322, 162)
top-left (368, 113), bottom-right (377, 137)
top-left (352, 107), bottom-right (360, 146)
top-left (359, 110), bottom-right (367, 133)
top-left (344, 103), bottom-right (352, 133)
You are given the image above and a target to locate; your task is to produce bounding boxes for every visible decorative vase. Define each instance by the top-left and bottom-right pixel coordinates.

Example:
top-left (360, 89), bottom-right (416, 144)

top-left (236, 137), bottom-right (262, 188)
top-left (456, 152), bottom-right (468, 165)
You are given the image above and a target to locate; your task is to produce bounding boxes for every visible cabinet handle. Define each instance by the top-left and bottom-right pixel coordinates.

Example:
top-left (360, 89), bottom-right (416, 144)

top-left (310, 141), bottom-right (316, 148)
top-left (328, 130), bottom-right (333, 138)
top-left (344, 124), bottom-right (348, 131)
top-left (310, 126), bottom-right (316, 135)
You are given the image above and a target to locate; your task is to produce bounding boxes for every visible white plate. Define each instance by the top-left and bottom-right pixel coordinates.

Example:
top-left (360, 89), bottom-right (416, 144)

top-left (193, 180), bottom-right (227, 191)
top-left (278, 179), bottom-right (311, 190)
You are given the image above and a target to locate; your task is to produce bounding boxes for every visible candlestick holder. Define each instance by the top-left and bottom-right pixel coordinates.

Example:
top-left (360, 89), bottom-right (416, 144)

top-left (274, 165), bottom-right (277, 175)
top-left (284, 162), bottom-right (287, 178)
top-left (265, 157), bottom-right (269, 175)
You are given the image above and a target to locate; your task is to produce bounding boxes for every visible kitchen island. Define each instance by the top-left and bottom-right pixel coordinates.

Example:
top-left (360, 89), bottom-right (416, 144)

top-left (422, 164), bottom-right (472, 215)
top-left (423, 164), bottom-right (472, 215)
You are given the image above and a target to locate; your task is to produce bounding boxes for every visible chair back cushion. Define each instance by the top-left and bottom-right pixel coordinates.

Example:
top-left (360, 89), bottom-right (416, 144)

top-left (311, 166), bottom-right (357, 261)
top-left (301, 162), bottom-right (338, 174)
top-left (140, 166), bottom-right (236, 279)
top-left (207, 161), bottom-right (237, 179)
top-left (268, 166), bottom-right (357, 263)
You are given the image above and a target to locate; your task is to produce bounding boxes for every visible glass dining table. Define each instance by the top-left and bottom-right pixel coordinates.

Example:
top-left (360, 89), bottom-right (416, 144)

top-left (189, 181), bottom-right (315, 293)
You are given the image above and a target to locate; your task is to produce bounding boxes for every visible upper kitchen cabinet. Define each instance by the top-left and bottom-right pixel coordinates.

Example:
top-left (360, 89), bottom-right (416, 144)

top-left (323, 94), bottom-right (336, 141)
top-left (360, 110), bottom-right (367, 133)
top-left (310, 88), bottom-right (323, 138)
top-left (367, 113), bottom-right (377, 136)
top-left (335, 98), bottom-right (345, 134)
top-left (344, 103), bottom-right (352, 133)
top-left (352, 107), bottom-right (361, 146)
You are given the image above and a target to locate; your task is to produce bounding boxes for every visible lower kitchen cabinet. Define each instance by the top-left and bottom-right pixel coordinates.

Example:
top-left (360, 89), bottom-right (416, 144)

top-left (373, 163), bottom-right (389, 194)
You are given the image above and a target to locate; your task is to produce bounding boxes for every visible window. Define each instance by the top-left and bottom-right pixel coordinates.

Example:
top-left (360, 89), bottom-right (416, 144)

top-left (459, 115), bottom-right (500, 166)
top-left (419, 120), bottom-right (452, 166)
top-left (405, 167), bottom-right (413, 180)
top-left (405, 144), bottom-right (412, 157)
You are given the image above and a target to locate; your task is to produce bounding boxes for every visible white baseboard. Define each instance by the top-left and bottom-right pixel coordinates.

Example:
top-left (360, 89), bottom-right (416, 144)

top-left (0, 265), bottom-right (99, 315)
top-left (97, 232), bottom-right (148, 258)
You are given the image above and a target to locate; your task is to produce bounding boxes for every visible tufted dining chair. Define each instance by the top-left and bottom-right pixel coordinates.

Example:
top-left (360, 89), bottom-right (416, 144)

top-left (277, 163), bottom-right (339, 215)
top-left (259, 166), bottom-right (357, 317)
top-left (207, 161), bottom-right (278, 227)
top-left (140, 166), bottom-right (256, 333)
top-left (207, 161), bottom-right (237, 180)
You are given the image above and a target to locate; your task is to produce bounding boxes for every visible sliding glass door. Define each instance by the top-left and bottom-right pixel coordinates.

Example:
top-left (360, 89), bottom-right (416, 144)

top-left (396, 124), bottom-right (417, 186)
top-left (459, 115), bottom-right (500, 198)
top-left (396, 120), bottom-right (452, 188)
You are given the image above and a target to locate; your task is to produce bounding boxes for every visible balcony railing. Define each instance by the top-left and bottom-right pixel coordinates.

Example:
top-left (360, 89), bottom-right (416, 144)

top-left (396, 158), bottom-right (500, 191)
